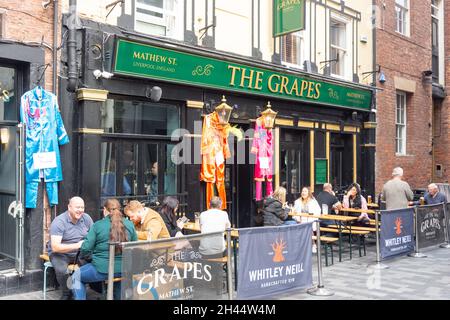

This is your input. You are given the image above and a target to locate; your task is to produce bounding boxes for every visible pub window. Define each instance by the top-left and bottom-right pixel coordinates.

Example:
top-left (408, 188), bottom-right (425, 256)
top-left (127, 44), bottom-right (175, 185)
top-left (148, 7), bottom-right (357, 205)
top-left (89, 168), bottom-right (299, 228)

top-left (281, 31), bottom-right (304, 68)
top-left (0, 65), bottom-right (18, 121)
top-left (101, 98), bottom-right (180, 135)
top-left (395, 0), bottom-right (409, 36)
top-left (395, 91), bottom-right (407, 155)
top-left (330, 18), bottom-right (347, 78)
top-left (100, 96), bottom-right (180, 205)
top-left (134, 0), bottom-right (183, 40)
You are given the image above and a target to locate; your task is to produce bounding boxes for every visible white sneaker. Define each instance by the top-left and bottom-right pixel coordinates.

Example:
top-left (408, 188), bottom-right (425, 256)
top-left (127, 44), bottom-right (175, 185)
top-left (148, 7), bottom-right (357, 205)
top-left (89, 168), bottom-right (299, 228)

top-left (312, 244), bottom-right (317, 253)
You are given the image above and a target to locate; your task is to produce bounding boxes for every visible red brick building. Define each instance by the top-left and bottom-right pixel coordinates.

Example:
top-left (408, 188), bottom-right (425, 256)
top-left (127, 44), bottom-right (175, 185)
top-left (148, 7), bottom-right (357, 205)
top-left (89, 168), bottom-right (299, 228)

top-left (0, 0), bottom-right (61, 288)
top-left (432, 0), bottom-right (450, 184)
top-left (375, 0), bottom-right (434, 194)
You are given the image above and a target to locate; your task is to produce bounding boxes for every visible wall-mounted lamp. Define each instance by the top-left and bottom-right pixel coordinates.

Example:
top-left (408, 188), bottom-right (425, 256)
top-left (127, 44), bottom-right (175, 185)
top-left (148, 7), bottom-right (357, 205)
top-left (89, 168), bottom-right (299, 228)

top-left (145, 86), bottom-right (162, 102)
top-left (261, 101), bottom-right (278, 129)
top-left (215, 96), bottom-right (232, 125)
top-left (0, 128), bottom-right (9, 146)
top-left (351, 111), bottom-right (358, 121)
top-left (422, 70), bottom-right (433, 84)
top-left (379, 72), bottom-right (386, 83)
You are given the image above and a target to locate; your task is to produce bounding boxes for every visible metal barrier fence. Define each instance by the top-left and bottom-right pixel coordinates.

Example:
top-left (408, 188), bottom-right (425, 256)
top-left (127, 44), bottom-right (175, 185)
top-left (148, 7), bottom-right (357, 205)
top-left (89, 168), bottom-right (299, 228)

top-left (374, 203), bottom-right (450, 265)
top-left (116, 231), bottom-right (231, 300)
top-left (106, 221), bottom-right (333, 300)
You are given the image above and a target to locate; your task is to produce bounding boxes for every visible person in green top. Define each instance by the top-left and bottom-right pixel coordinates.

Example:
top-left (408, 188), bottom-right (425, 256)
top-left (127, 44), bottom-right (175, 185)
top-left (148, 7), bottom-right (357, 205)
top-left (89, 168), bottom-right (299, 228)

top-left (71, 198), bottom-right (137, 300)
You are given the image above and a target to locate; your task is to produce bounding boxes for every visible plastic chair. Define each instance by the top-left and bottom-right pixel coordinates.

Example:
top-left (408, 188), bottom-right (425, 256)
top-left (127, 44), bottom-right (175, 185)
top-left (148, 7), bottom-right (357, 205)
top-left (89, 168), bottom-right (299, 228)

top-left (43, 260), bottom-right (54, 300)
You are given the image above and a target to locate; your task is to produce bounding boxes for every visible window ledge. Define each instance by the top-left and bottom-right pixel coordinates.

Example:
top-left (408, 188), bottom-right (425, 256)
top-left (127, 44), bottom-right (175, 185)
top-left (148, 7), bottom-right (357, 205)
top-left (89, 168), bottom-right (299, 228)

top-left (395, 153), bottom-right (414, 157)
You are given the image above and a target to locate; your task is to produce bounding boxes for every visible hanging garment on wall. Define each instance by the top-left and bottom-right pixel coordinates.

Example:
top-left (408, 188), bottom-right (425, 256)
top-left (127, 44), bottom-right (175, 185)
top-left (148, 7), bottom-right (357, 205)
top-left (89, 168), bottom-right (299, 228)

top-left (20, 86), bottom-right (69, 208)
top-left (251, 117), bottom-right (274, 201)
top-left (200, 112), bottom-right (230, 210)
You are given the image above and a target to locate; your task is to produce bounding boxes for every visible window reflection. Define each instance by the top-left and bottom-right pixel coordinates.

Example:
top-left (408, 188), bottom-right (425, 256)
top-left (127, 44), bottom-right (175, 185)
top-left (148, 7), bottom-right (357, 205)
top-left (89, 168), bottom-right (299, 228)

top-left (0, 66), bottom-right (17, 121)
top-left (143, 143), bottom-right (158, 204)
top-left (101, 98), bottom-right (179, 135)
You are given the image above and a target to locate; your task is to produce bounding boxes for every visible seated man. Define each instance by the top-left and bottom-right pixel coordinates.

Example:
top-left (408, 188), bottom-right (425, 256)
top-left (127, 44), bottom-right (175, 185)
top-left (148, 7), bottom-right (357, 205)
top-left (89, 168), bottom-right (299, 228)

top-left (48, 196), bottom-right (93, 300)
top-left (315, 183), bottom-right (342, 228)
top-left (124, 200), bottom-right (170, 240)
top-left (199, 196), bottom-right (231, 258)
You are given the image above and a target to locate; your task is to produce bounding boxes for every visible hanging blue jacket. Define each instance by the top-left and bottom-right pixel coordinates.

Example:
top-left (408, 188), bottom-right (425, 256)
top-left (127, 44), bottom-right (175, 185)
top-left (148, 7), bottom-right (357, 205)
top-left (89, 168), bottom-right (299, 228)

top-left (20, 86), bottom-right (69, 182)
top-left (20, 87), bottom-right (69, 208)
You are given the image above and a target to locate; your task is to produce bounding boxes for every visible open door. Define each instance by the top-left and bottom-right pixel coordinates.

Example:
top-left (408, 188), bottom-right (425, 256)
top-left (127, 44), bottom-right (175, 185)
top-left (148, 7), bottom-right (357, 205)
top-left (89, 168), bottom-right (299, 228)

top-left (0, 123), bottom-right (25, 275)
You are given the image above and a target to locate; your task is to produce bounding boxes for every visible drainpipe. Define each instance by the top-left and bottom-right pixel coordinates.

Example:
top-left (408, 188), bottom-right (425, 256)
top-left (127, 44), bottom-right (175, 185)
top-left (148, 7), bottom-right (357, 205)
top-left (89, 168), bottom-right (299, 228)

top-left (53, 0), bottom-right (58, 94)
top-left (67, 0), bottom-right (78, 92)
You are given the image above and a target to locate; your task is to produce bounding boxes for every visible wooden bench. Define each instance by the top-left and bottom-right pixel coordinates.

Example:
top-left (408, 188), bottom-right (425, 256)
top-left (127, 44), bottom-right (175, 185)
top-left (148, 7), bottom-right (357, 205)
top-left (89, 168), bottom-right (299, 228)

top-left (312, 236), bottom-right (339, 266)
top-left (320, 227), bottom-right (370, 260)
top-left (328, 224), bottom-right (378, 233)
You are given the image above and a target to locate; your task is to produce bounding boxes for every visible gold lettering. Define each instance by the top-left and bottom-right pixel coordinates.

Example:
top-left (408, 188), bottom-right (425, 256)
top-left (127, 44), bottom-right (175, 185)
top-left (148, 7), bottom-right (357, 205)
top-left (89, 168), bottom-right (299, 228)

top-left (290, 79), bottom-right (300, 96)
top-left (228, 65), bottom-right (241, 87)
top-left (307, 81), bottom-right (316, 98)
top-left (314, 83), bottom-right (321, 99)
top-left (299, 80), bottom-right (309, 97)
top-left (254, 71), bottom-right (264, 90)
top-left (280, 76), bottom-right (290, 94)
top-left (239, 68), bottom-right (255, 88)
top-left (268, 74), bottom-right (281, 93)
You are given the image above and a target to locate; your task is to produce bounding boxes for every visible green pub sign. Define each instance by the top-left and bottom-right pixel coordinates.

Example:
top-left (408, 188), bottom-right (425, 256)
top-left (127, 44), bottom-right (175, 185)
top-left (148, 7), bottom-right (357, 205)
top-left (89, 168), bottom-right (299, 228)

top-left (113, 38), bottom-right (372, 111)
top-left (273, 0), bottom-right (306, 37)
top-left (315, 159), bottom-right (327, 185)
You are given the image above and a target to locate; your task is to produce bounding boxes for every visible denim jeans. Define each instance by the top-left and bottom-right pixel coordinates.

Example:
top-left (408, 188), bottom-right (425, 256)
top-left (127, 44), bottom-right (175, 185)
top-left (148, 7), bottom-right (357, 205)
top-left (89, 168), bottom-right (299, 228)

top-left (72, 263), bottom-right (121, 300)
top-left (283, 220), bottom-right (297, 225)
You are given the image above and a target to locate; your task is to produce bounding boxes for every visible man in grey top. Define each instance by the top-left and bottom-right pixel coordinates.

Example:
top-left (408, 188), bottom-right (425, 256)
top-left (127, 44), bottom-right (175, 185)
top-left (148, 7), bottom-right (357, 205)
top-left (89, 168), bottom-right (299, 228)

top-left (381, 167), bottom-right (414, 210)
top-left (48, 197), bottom-right (93, 299)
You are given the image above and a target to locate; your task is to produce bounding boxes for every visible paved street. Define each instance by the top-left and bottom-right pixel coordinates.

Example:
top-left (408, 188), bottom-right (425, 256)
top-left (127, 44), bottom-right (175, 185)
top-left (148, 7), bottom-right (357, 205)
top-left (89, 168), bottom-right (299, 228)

top-left (1, 242), bottom-right (450, 300)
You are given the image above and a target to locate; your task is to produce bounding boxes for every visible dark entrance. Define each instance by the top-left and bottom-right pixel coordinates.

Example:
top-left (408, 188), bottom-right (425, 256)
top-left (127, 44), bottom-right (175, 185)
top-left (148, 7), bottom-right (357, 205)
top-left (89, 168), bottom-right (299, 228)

top-left (225, 124), bottom-right (253, 228)
top-left (330, 133), bottom-right (353, 193)
top-left (279, 129), bottom-right (309, 204)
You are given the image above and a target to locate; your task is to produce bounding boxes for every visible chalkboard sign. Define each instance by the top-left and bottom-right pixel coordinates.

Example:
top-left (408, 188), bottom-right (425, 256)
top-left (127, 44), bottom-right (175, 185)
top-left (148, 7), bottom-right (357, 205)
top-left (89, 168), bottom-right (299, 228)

top-left (416, 204), bottom-right (446, 249)
top-left (315, 159), bottom-right (327, 185)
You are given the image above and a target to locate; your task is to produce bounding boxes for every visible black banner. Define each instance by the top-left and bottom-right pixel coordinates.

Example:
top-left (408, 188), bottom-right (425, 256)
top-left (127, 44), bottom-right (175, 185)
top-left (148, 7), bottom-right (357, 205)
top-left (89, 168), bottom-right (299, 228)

top-left (416, 204), bottom-right (446, 249)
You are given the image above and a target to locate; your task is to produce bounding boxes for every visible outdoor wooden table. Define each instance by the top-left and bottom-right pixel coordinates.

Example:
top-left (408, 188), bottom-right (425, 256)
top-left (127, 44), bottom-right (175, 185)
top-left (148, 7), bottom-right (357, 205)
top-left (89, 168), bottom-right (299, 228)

top-left (367, 203), bottom-right (379, 208)
top-left (288, 212), bottom-right (359, 261)
top-left (338, 207), bottom-right (376, 215)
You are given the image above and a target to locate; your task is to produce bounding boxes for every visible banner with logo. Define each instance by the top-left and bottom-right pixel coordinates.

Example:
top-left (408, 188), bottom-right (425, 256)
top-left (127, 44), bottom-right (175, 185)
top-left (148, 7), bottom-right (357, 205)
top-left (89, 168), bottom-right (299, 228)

top-left (416, 204), bottom-right (446, 249)
top-left (273, 0), bottom-right (306, 37)
top-left (237, 223), bottom-right (313, 299)
top-left (120, 232), bottom-right (227, 300)
top-left (380, 208), bottom-right (414, 260)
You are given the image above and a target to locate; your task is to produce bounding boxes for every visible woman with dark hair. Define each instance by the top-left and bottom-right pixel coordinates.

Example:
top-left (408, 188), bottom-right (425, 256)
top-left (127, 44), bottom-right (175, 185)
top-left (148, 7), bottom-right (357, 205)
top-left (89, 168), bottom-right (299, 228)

top-left (343, 183), bottom-right (370, 225)
top-left (159, 196), bottom-right (184, 237)
top-left (71, 198), bottom-right (137, 300)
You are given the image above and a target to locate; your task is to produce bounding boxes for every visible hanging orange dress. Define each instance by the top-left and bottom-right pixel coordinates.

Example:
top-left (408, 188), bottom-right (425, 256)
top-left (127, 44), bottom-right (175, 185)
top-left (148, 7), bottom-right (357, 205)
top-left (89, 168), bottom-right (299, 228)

top-left (200, 112), bottom-right (230, 209)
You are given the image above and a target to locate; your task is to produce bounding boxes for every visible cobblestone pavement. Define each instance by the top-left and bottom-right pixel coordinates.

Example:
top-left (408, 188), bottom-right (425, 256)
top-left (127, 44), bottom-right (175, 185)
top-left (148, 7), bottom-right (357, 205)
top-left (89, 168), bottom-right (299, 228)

top-left (1, 242), bottom-right (450, 300)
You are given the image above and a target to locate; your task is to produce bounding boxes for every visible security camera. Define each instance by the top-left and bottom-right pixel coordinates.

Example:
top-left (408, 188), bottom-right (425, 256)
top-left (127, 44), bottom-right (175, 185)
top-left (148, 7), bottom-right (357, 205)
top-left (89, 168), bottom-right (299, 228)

top-left (93, 69), bottom-right (102, 79)
top-left (93, 70), bottom-right (114, 79)
top-left (42, 0), bottom-right (52, 9)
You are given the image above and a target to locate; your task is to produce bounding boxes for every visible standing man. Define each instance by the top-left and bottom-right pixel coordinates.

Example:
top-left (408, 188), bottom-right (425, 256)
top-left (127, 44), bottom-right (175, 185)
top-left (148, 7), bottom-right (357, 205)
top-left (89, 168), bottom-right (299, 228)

top-left (48, 197), bottom-right (93, 300)
top-left (147, 161), bottom-right (159, 205)
top-left (423, 183), bottom-right (447, 205)
top-left (381, 167), bottom-right (414, 210)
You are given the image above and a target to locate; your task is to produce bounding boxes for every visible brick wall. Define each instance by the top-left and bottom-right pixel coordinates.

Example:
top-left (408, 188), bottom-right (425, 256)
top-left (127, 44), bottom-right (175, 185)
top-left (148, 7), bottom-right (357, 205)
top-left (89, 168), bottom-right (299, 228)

top-left (432, 1), bottom-right (450, 184)
top-left (0, 0), bottom-right (61, 92)
top-left (375, 0), bottom-right (433, 193)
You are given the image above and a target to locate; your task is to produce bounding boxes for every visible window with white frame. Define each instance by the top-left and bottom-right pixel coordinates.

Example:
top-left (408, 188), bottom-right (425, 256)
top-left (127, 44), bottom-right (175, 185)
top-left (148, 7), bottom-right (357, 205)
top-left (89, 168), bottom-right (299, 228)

top-left (395, 0), bottom-right (409, 36)
top-left (281, 32), bottom-right (304, 68)
top-left (395, 92), bottom-right (407, 155)
top-left (330, 19), bottom-right (346, 77)
top-left (135, 0), bottom-right (183, 40)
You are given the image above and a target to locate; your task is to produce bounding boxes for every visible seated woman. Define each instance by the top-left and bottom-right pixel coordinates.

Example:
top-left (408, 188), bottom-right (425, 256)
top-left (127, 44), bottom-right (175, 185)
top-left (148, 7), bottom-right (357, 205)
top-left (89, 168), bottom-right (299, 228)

top-left (293, 187), bottom-right (321, 230)
top-left (262, 186), bottom-right (296, 226)
top-left (71, 198), bottom-right (137, 300)
top-left (158, 196), bottom-right (184, 237)
top-left (342, 183), bottom-right (370, 226)
top-left (293, 186), bottom-right (321, 253)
